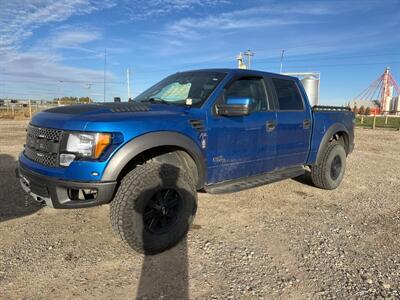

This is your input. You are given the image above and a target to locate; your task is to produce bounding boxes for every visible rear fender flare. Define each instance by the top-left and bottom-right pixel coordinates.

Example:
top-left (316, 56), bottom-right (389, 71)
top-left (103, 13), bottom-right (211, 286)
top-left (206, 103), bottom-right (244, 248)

top-left (315, 123), bottom-right (349, 165)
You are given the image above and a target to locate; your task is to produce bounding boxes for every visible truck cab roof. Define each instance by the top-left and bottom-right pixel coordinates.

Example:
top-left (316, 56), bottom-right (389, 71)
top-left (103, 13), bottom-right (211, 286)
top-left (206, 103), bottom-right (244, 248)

top-left (179, 68), bottom-right (298, 81)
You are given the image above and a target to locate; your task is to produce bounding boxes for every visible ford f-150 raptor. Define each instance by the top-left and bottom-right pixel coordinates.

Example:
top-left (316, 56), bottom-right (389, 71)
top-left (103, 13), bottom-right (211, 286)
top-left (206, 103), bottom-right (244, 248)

top-left (17, 69), bottom-right (355, 254)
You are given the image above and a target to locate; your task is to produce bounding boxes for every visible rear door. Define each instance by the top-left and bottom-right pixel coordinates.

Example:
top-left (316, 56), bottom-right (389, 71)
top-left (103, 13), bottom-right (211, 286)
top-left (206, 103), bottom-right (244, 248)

top-left (269, 77), bottom-right (312, 168)
top-left (206, 76), bottom-right (277, 184)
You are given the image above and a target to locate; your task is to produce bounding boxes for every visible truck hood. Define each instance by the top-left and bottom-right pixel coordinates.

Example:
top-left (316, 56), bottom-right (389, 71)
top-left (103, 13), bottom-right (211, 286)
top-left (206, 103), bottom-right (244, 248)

top-left (29, 102), bottom-right (200, 138)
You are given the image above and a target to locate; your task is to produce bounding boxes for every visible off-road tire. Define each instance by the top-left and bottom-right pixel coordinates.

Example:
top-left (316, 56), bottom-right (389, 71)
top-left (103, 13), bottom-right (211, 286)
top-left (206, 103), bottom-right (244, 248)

top-left (110, 161), bottom-right (197, 254)
top-left (311, 142), bottom-right (346, 190)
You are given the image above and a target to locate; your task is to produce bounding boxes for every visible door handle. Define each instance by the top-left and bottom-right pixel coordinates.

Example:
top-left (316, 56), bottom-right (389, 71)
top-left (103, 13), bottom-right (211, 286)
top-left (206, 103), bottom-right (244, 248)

top-left (303, 119), bottom-right (311, 129)
top-left (266, 120), bottom-right (276, 132)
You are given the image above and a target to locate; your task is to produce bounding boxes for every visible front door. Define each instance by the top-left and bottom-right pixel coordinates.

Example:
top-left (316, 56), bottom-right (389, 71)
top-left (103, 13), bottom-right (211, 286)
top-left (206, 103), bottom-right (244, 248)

top-left (206, 76), bottom-right (277, 184)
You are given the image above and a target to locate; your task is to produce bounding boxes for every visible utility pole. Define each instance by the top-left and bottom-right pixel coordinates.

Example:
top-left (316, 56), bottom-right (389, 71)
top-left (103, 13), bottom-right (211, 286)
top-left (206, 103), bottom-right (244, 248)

top-left (243, 49), bottom-right (255, 69)
top-left (127, 68), bottom-right (131, 101)
top-left (28, 99), bottom-right (32, 119)
top-left (103, 48), bottom-right (107, 102)
top-left (86, 83), bottom-right (93, 102)
top-left (58, 80), bottom-right (63, 104)
top-left (280, 49), bottom-right (285, 73)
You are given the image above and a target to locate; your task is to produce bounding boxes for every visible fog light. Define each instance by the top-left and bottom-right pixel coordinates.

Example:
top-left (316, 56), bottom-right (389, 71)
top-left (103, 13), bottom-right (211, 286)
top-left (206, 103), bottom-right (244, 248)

top-left (68, 188), bottom-right (98, 200)
top-left (60, 154), bottom-right (76, 167)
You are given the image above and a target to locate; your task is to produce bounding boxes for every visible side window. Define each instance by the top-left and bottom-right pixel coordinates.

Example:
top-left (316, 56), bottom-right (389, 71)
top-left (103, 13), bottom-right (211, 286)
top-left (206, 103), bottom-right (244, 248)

top-left (272, 78), bottom-right (304, 110)
top-left (225, 78), bottom-right (269, 112)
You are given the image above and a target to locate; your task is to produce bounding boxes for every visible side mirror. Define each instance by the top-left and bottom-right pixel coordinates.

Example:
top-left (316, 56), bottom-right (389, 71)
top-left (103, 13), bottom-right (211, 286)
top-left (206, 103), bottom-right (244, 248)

top-left (216, 97), bottom-right (253, 116)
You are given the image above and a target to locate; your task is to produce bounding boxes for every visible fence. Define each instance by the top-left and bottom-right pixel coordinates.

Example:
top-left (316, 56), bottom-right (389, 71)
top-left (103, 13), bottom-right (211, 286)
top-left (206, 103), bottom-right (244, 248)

top-left (356, 115), bottom-right (400, 130)
top-left (0, 103), bottom-right (62, 119)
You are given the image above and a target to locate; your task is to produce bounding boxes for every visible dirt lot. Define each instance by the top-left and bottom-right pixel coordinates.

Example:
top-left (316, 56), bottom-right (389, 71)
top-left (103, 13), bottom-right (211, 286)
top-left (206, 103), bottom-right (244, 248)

top-left (0, 120), bottom-right (399, 299)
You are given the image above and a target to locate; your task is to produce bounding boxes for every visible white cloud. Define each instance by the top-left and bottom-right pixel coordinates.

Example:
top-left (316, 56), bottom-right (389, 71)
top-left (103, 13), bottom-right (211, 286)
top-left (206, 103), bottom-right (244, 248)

top-left (49, 30), bottom-right (101, 48)
top-left (0, 50), bottom-right (115, 100)
top-left (139, 0), bottom-right (381, 54)
top-left (2, 51), bottom-right (106, 82)
top-left (0, 0), bottom-right (116, 53)
top-left (123, 0), bottom-right (230, 20)
top-left (0, 1), bottom-right (117, 100)
top-left (32, 26), bottom-right (103, 54)
top-left (165, 2), bottom-right (349, 38)
top-left (139, 4), bottom-right (321, 49)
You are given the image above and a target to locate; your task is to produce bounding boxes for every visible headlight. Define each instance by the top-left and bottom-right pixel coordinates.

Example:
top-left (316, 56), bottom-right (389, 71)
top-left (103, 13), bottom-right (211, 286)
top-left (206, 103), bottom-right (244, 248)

top-left (60, 132), bottom-right (111, 166)
top-left (66, 133), bottom-right (96, 157)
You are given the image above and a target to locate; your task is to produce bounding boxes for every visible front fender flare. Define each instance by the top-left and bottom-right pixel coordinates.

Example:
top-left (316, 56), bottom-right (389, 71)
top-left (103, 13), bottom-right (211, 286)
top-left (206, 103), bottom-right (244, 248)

top-left (101, 132), bottom-right (206, 188)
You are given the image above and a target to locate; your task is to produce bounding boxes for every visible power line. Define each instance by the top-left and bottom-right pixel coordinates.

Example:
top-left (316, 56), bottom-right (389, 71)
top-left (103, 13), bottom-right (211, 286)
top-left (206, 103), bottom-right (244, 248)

top-left (2, 59), bottom-right (400, 86)
top-left (3, 48), bottom-right (400, 101)
top-left (0, 78), bottom-right (125, 84)
top-left (1, 50), bottom-right (398, 84)
top-left (261, 60), bottom-right (400, 69)
top-left (256, 52), bottom-right (400, 64)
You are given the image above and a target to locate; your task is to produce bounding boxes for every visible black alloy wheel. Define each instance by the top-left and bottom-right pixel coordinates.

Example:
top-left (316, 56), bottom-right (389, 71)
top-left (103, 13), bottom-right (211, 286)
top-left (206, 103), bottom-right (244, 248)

top-left (110, 161), bottom-right (197, 254)
top-left (143, 189), bottom-right (183, 234)
top-left (330, 155), bottom-right (342, 180)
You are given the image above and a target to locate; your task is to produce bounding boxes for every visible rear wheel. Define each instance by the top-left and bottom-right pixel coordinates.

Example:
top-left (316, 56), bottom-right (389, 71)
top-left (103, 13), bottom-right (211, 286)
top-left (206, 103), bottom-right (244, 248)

top-left (110, 161), bottom-right (197, 254)
top-left (311, 142), bottom-right (346, 190)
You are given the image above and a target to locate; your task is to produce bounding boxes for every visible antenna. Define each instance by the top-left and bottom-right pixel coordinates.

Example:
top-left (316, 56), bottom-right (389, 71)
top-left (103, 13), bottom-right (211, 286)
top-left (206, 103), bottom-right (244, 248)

top-left (103, 48), bottom-right (107, 102)
top-left (280, 49), bottom-right (285, 73)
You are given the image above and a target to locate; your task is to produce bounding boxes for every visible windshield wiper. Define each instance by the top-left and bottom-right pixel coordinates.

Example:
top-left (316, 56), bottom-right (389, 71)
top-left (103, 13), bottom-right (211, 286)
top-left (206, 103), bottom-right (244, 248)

top-left (141, 97), bottom-right (170, 105)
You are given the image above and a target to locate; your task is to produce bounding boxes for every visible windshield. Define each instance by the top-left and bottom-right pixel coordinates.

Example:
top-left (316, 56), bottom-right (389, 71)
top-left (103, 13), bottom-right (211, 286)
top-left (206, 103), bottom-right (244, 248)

top-left (134, 71), bottom-right (226, 107)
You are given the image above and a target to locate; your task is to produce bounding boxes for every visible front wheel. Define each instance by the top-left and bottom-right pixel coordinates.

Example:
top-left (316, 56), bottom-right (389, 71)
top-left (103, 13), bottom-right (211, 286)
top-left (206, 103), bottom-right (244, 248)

top-left (311, 142), bottom-right (347, 190)
top-left (110, 161), bottom-right (197, 254)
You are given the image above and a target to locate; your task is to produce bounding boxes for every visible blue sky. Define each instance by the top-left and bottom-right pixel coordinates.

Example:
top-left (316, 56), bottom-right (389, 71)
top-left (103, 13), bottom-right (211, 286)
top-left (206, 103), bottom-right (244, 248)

top-left (1, 0), bottom-right (400, 105)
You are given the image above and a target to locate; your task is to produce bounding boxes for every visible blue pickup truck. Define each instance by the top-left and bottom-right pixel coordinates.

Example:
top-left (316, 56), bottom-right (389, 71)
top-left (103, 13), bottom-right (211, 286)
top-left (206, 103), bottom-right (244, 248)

top-left (17, 69), bottom-right (354, 253)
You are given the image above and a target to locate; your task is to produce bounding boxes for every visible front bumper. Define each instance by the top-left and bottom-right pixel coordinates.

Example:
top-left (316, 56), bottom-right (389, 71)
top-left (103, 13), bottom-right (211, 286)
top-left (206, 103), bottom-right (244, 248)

top-left (16, 164), bottom-right (117, 209)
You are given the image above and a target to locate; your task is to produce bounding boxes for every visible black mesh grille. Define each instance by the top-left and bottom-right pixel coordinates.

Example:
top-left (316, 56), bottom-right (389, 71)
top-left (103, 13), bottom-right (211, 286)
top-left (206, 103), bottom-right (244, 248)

top-left (24, 124), bottom-right (62, 167)
top-left (27, 125), bottom-right (62, 141)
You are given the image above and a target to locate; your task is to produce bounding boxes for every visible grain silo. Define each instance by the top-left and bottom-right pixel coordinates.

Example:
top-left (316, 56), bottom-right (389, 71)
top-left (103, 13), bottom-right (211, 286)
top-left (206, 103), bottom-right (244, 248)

top-left (301, 75), bottom-right (320, 106)
top-left (283, 72), bottom-right (320, 106)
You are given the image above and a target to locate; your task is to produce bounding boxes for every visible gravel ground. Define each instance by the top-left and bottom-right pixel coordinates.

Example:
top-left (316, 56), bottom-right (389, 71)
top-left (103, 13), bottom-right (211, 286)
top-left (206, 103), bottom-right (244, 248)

top-left (0, 120), bottom-right (399, 299)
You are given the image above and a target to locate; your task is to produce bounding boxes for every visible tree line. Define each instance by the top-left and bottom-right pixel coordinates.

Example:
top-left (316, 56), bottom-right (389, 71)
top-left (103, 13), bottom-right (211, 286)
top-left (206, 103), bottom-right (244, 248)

top-left (353, 105), bottom-right (372, 115)
top-left (52, 96), bottom-right (93, 104)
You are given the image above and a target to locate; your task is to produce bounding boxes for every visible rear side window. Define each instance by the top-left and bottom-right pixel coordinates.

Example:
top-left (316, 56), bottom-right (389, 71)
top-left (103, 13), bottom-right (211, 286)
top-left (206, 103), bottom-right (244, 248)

top-left (272, 78), bottom-right (304, 110)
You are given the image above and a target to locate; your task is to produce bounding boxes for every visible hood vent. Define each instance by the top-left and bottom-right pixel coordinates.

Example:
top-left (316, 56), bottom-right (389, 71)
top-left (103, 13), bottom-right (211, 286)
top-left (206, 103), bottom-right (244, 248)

top-left (106, 102), bottom-right (149, 113)
top-left (45, 102), bottom-right (150, 115)
top-left (189, 119), bottom-right (205, 132)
